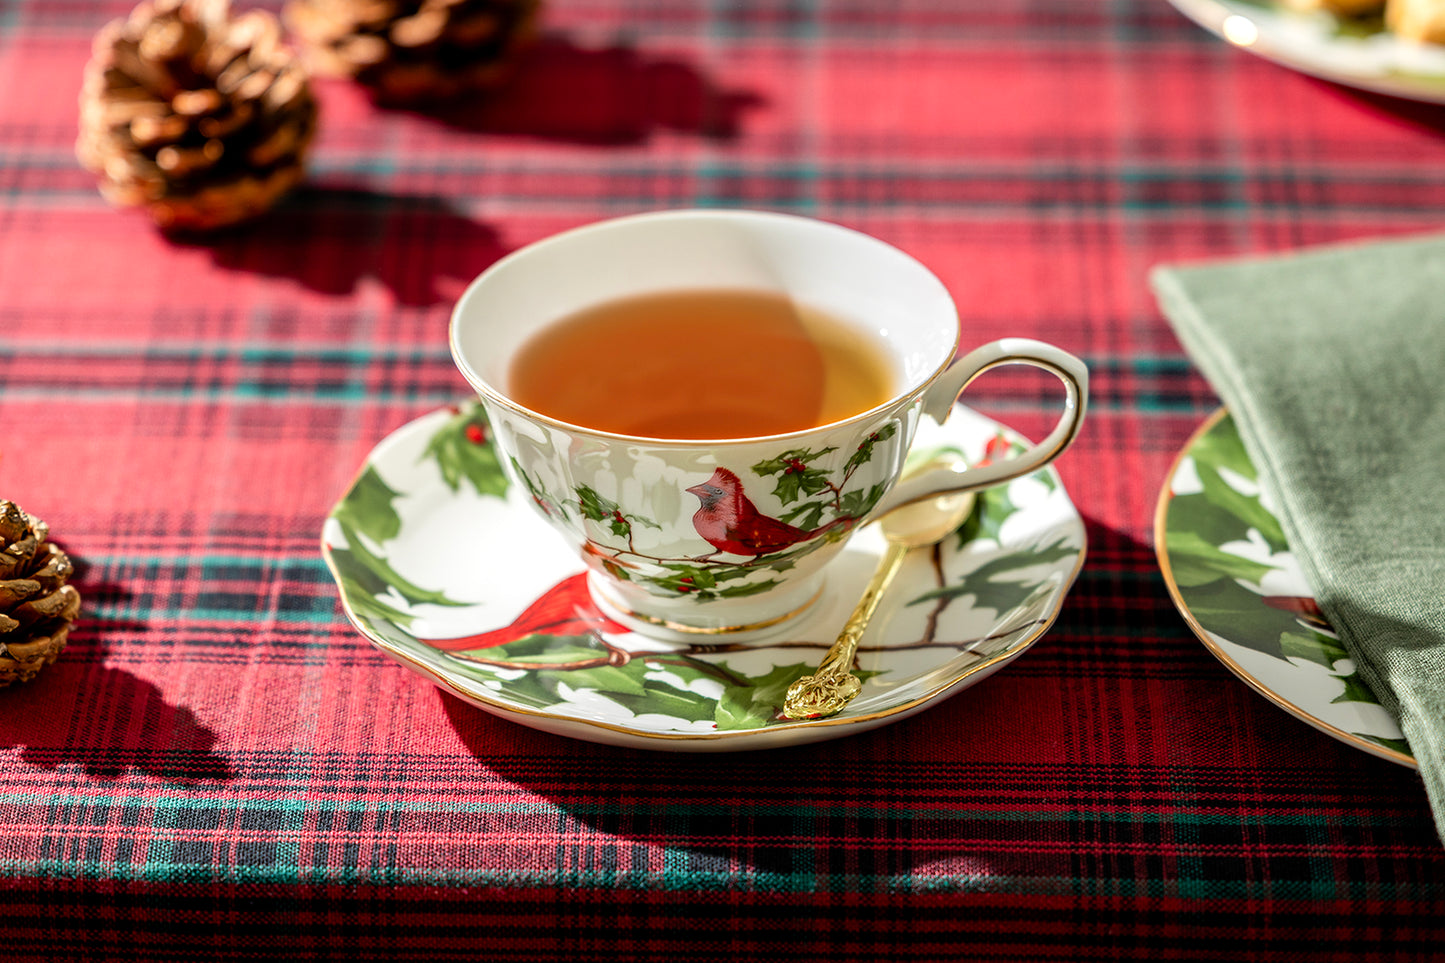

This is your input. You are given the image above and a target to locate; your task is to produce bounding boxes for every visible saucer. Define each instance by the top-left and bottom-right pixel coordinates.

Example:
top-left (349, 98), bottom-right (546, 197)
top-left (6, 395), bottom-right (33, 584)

top-left (322, 401), bottom-right (1087, 751)
top-left (1155, 409), bottom-right (1414, 767)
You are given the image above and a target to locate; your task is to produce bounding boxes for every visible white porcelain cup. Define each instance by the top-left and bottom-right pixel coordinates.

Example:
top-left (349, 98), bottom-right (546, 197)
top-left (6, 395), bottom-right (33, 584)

top-left (450, 209), bottom-right (1087, 641)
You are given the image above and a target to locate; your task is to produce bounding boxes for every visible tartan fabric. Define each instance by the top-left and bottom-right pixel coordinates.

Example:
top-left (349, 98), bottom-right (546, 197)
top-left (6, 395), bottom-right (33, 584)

top-left (2, 0), bottom-right (1444, 959)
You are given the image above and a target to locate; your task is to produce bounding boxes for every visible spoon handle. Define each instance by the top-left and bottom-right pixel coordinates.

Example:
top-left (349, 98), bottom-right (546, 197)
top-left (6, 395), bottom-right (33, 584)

top-left (782, 540), bottom-right (910, 719)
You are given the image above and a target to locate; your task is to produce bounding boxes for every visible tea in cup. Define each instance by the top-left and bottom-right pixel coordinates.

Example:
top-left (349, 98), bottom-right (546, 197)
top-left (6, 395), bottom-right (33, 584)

top-left (450, 209), bottom-right (1087, 640)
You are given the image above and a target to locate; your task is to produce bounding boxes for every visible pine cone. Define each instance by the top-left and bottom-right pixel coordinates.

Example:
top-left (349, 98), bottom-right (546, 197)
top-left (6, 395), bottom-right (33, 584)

top-left (0, 503), bottom-right (81, 688)
top-left (284, 0), bottom-right (541, 106)
top-left (77, 0), bottom-right (319, 232)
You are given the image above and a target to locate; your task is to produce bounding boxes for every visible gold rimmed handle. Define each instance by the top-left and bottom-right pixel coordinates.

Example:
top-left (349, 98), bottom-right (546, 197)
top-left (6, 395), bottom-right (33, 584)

top-left (870, 338), bottom-right (1087, 519)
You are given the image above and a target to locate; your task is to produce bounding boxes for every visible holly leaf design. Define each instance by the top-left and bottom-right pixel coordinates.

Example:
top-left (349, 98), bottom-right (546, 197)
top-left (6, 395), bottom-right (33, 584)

top-left (712, 579), bottom-right (783, 599)
top-left (423, 407), bottom-right (509, 498)
top-left (952, 484), bottom-right (1017, 548)
top-left (508, 457), bottom-right (572, 521)
top-left (1374, 736), bottom-right (1413, 755)
top-left (845, 423), bottom-right (897, 473)
top-left (1171, 577), bottom-right (1303, 661)
top-left (577, 485), bottom-right (620, 522)
top-left (447, 644), bottom-right (725, 724)
top-left (753, 447), bottom-right (837, 506)
top-left (838, 482), bottom-right (886, 518)
top-left (909, 536), bottom-right (1078, 614)
top-left (667, 564), bottom-right (718, 591)
top-left (595, 679), bottom-right (722, 723)
top-left (1274, 629), bottom-right (1382, 708)
top-left (753, 447), bottom-right (836, 476)
top-left (1278, 628), bottom-right (1349, 670)
top-left (342, 532), bottom-right (463, 609)
top-left (449, 633), bottom-right (600, 665)
top-left (778, 500), bottom-right (828, 531)
top-left (1332, 674), bottom-right (1383, 705)
top-left (1163, 527), bottom-right (1277, 588)
top-left (328, 464), bottom-right (466, 628)
top-left (577, 485), bottom-right (658, 538)
top-left (327, 525), bottom-right (466, 632)
top-left (1194, 464), bottom-right (1286, 553)
top-left (599, 556), bottom-right (631, 581)
top-left (715, 662), bottom-right (816, 730)
top-left (333, 567), bottom-right (414, 628)
top-left (1185, 415), bottom-right (1286, 550)
top-left (649, 561), bottom-right (783, 600)
top-left (778, 467), bottom-right (834, 505)
top-left (332, 466), bottom-right (402, 545)
top-left (1161, 415), bottom-right (1316, 665)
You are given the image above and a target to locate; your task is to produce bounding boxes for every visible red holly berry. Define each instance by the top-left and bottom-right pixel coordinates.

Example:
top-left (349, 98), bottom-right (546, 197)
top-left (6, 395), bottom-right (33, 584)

top-left (465, 423), bottom-right (486, 445)
top-left (977, 433), bottom-right (1010, 468)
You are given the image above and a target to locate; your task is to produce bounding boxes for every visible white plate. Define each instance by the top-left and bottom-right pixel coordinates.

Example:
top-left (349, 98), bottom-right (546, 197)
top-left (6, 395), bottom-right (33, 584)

top-left (1169, 0), bottom-right (1445, 103)
top-left (1155, 409), bottom-right (1414, 767)
top-left (323, 401), bottom-right (1086, 751)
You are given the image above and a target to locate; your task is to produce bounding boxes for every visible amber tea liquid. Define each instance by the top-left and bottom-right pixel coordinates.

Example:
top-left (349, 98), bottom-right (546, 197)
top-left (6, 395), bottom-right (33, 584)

top-left (507, 289), bottom-right (897, 439)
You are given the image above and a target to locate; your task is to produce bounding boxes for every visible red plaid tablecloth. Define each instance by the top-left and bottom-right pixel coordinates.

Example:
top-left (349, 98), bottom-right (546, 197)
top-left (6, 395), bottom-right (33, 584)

top-left (2, 1), bottom-right (1443, 959)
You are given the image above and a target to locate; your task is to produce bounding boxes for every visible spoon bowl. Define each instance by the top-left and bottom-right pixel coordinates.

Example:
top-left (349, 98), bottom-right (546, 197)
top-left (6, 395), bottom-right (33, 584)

top-left (781, 457), bottom-right (976, 720)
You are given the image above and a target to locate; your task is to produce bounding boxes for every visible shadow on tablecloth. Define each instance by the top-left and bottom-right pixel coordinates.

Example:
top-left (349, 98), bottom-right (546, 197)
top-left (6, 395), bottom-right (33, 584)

top-left (155, 36), bottom-right (762, 306)
top-left (172, 187), bottom-right (512, 309)
top-left (0, 560), bottom-right (233, 785)
top-left (1318, 81), bottom-right (1445, 135)
top-left (398, 34), bottom-right (767, 145)
top-left (435, 516), bottom-right (1445, 878)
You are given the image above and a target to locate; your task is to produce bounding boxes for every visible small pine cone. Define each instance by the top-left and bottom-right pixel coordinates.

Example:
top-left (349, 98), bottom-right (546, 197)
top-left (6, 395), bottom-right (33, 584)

top-left (284, 0), bottom-right (541, 106)
top-left (0, 503), bottom-right (81, 688)
top-left (77, 0), bottom-right (319, 232)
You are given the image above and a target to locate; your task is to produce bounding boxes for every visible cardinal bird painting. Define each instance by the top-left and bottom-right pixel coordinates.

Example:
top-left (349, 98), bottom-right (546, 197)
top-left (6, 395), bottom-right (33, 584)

top-left (686, 467), bottom-right (848, 560)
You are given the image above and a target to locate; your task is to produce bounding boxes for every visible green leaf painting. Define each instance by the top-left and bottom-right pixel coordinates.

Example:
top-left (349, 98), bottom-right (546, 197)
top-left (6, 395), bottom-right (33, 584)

top-left (328, 465), bottom-right (465, 629)
top-left (331, 466), bottom-right (402, 546)
top-left (329, 407), bottom-right (514, 630)
top-left (327, 401), bottom-right (1083, 739)
top-left (508, 426), bottom-right (906, 602)
top-left (910, 536), bottom-right (1076, 616)
top-left (1165, 416), bottom-right (1320, 664)
top-left (755, 447), bottom-right (837, 504)
top-left (1164, 414), bottom-right (1383, 718)
top-left (715, 662), bottom-right (822, 730)
top-left (445, 632), bottom-right (762, 727)
top-left (423, 407), bottom-right (510, 498)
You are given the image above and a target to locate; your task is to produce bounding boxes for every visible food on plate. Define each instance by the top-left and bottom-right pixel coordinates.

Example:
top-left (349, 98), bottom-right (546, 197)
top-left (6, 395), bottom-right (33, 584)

top-left (1278, 0), bottom-right (1445, 45)
top-left (1387, 0), bottom-right (1445, 41)
top-left (1281, 0), bottom-right (1383, 14)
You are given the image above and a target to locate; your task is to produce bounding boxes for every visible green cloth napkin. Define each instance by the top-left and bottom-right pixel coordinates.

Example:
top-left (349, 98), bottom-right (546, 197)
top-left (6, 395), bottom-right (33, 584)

top-left (1151, 232), bottom-right (1445, 844)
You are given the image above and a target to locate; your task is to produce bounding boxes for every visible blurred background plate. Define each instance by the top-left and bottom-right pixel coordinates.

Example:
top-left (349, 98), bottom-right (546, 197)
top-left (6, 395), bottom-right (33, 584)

top-left (1168, 0), bottom-right (1445, 103)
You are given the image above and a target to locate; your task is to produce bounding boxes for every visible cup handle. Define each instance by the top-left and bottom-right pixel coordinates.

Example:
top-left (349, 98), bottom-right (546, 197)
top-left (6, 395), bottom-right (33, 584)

top-left (870, 337), bottom-right (1088, 517)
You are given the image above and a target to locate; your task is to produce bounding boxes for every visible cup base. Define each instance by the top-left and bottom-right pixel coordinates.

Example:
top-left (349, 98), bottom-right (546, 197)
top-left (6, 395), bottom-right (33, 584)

top-left (586, 571), bottom-right (826, 645)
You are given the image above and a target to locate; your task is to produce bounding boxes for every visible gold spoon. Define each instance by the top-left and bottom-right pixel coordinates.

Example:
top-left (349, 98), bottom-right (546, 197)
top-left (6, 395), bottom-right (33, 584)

top-left (782, 459), bottom-right (976, 720)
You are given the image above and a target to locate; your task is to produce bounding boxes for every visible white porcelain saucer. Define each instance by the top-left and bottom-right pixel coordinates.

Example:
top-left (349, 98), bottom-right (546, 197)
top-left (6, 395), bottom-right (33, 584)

top-left (322, 401), bottom-right (1086, 751)
top-left (1155, 409), bottom-right (1413, 767)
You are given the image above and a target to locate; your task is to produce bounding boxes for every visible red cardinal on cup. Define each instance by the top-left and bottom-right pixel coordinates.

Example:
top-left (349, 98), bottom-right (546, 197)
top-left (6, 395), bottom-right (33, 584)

top-left (686, 467), bottom-right (849, 559)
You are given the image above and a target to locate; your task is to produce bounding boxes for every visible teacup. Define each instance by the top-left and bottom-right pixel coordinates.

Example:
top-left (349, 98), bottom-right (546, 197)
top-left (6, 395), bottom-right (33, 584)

top-left (450, 209), bottom-right (1087, 641)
